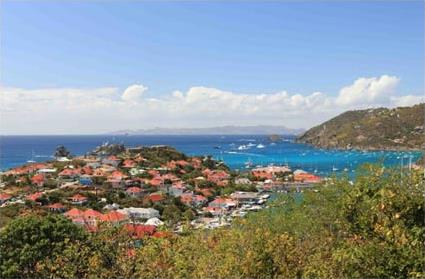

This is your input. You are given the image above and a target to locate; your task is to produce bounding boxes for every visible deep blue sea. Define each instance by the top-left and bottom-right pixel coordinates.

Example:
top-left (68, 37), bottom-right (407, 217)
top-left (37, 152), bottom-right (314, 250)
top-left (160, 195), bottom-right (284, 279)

top-left (0, 135), bottom-right (422, 177)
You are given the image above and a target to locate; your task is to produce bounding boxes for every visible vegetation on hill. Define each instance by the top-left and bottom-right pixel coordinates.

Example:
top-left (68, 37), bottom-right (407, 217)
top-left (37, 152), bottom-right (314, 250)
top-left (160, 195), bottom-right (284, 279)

top-left (1, 164), bottom-right (423, 278)
top-left (297, 103), bottom-right (424, 150)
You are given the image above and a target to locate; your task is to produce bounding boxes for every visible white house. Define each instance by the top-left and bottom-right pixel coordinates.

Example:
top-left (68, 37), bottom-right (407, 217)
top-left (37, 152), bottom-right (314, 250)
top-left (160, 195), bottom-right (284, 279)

top-left (118, 207), bottom-right (160, 220)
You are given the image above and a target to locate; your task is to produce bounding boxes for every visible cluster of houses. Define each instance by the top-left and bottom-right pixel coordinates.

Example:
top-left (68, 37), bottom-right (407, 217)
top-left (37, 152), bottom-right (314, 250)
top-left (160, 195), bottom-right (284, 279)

top-left (0, 144), bottom-right (322, 233)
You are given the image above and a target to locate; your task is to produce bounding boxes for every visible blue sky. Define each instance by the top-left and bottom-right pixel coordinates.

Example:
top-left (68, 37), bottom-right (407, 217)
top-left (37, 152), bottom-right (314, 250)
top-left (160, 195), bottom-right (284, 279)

top-left (0, 1), bottom-right (424, 134)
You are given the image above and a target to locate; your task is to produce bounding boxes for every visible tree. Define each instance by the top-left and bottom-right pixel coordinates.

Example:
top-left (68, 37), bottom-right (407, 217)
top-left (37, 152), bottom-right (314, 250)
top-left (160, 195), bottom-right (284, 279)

top-left (162, 204), bottom-right (182, 224)
top-left (54, 145), bottom-right (71, 158)
top-left (0, 214), bottom-right (88, 278)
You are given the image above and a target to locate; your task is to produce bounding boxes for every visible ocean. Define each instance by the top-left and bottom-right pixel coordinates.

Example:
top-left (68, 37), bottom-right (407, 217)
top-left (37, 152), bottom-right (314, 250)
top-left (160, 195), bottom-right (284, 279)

top-left (0, 135), bottom-right (421, 176)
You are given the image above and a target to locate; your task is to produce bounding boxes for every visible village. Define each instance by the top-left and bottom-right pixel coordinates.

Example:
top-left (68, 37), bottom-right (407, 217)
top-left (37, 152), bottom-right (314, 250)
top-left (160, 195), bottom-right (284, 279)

top-left (0, 143), bottom-right (322, 237)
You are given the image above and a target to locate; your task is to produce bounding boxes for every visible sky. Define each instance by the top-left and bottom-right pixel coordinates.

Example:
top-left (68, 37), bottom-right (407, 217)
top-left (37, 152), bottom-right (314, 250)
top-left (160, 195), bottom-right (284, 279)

top-left (0, 1), bottom-right (424, 134)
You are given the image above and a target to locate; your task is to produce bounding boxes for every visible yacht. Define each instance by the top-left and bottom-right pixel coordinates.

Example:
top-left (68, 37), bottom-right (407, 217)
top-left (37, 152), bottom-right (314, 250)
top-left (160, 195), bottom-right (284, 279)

top-left (27, 150), bottom-right (36, 163)
top-left (245, 158), bottom-right (254, 168)
top-left (256, 144), bottom-right (265, 149)
top-left (238, 145), bottom-right (249, 150)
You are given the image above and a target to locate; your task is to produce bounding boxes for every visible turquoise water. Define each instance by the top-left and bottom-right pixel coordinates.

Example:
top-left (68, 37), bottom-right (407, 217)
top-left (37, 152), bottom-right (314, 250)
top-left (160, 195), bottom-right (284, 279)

top-left (0, 135), bottom-right (421, 176)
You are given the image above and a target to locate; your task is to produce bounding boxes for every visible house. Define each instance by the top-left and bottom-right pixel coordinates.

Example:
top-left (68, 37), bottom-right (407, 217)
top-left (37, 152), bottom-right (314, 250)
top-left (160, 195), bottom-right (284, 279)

top-left (235, 178), bottom-right (252, 185)
top-left (294, 172), bottom-right (321, 183)
top-left (169, 183), bottom-right (186, 197)
top-left (31, 174), bottom-right (45, 187)
top-left (180, 193), bottom-right (193, 206)
top-left (180, 193), bottom-right (207, 207)
top-left (83, 209), bottom-right (103, 226)
top-left (101, 210), bottom-right (128, 225)
top-left (126, 186), bottom-right (143, 197)
top-left (26, 192), bottom-right (44, 202)
top-left (81, 166), bottom-right (94, 175)
top-left (252, 166), bottom-right (291, 180)
top-left (145, 217), bottom-right (164, 227)
top-left (86, 162), bottom-right (101, 169)
top-left (103, 203), bottom-right (120, 211)
top-left (102, 155), bottom-right (122, 167)
top-left (37, 168), bottom-right (57, 175)
top-left (58, 168), bottom-right (81, 180)
top-left (64, 208), bottom-right (101, 229)
top-left (146, 193), bottom-right (165, 203)
top-left (122, 159), bottom-right (137, 168)
top-left (208, 198), bottom-right (237, 210)
top-left (118, 207), bottom-right (160, 220)
top-left (70, 194), bottom-right (88, 205)
top-left (0, 193), bottom-right (12, 204)
top-left (193, 195), bottom-right (208, 207)
top-left (79, 175), bottom-right (93, 186)
top-left (64, 208), bottom-right (84, 219)
top-left (107, 170), bottom-right (126, 188)
top-left (203, 169), bottom-right (230, 185)
top-left (230, 191), bottom-right (259, 204)
top-left (47, 203), bottom-right (66, 212)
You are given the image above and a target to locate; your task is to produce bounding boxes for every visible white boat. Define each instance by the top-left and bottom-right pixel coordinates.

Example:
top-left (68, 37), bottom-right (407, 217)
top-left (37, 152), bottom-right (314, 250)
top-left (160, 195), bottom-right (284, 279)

top-left (256, 144), bottom-right (265, 149)
top-left (332, 166), bottom-right (338, 171)
top-left (27, 150), bottom-right (36, 163)
top-left (238, 145), bottom-right (250, 150)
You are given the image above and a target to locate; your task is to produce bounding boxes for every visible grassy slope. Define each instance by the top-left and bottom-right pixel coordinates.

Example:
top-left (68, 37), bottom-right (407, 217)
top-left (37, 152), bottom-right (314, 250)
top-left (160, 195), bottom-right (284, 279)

top-left (297, 103), bottom-right (425, 150)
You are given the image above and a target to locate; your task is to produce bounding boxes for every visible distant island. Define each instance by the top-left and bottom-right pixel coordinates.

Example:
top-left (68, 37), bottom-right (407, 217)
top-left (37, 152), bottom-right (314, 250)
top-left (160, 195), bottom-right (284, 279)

top-left (107, 125), bottom-right (305, 136)
top-left (297, 103), bottom-right (425, 151)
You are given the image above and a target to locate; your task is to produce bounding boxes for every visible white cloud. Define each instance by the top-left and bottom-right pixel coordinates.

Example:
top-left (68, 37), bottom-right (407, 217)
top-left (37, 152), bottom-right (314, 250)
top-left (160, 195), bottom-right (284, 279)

top-left (121, 84), bottom-right (148, 102)
top-left (0, 76), bottom-right (422, 134)
top-left (391, 95), bottom-right (424, 107)
top-left (336, 75), bottom-right (400, 107)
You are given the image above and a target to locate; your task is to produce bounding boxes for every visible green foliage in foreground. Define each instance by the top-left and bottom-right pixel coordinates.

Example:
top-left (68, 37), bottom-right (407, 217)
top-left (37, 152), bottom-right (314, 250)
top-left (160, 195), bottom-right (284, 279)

top-left (0, 164), bottom-right (424, 278)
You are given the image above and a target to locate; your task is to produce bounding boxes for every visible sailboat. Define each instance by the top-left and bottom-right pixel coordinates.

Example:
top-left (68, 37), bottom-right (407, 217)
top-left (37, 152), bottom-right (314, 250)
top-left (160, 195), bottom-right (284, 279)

top-left (245, 158), bottom-right (254, 168)
top-left (27, 150), bottom-right (36, 163)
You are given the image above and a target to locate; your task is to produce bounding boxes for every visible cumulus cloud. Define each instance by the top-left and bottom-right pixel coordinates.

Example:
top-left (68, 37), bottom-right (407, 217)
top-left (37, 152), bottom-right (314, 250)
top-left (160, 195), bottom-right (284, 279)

top-left (336, 75), bottom-right (400, 107)
top-left (121, 84), bottom-right (148, 102)
top-left (0, 76), bottom-right (422, 134)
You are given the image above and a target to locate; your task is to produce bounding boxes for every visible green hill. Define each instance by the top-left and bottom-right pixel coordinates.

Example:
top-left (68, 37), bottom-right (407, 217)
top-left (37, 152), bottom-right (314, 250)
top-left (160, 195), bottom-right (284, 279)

top-left (297, 103), bottom-right (425, 150)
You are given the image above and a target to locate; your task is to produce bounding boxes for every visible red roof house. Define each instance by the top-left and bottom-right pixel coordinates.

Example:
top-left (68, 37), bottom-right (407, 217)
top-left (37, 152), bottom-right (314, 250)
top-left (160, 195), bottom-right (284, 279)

top-left (70, 194), bottom-right (88, 205)
top-left (31, 174), bottom-right (45, 187)
top-left (0, 193), bottom-right (12, 204)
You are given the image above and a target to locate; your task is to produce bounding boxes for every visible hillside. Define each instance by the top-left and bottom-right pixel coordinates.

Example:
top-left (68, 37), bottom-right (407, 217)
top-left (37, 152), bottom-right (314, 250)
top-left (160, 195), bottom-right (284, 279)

top-left (297, 103), bottom-right (425, 150)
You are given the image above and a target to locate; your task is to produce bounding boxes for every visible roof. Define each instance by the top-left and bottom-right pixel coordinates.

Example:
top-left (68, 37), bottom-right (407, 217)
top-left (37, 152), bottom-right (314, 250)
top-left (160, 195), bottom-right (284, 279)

top-left (0, 193), bottom-right (12, 200)
top-left (71, 194), bottom-right (87, 201)
top-left (26, 192), bottom-right (44, 201)
top-left (107, 155), bottom-right (121, 161)
top-left (147, 193), bottom-right (164, 202)
top-left (83, 209), bottom-right (103, 219)
top-left (47, 203), bottom-right (66, 209)
top-left (82, 166), bottom-right (94, 175)
top-left (252, 166), bottom-right (291, 173)
top-left (64, 208), bottom-right (84, 218)
top-left (126, 187), bottom-right (142, 193)
top-left (101, 211), bottom-right (127, 222)
top-left (31, 174), bottom-right (45, 183)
